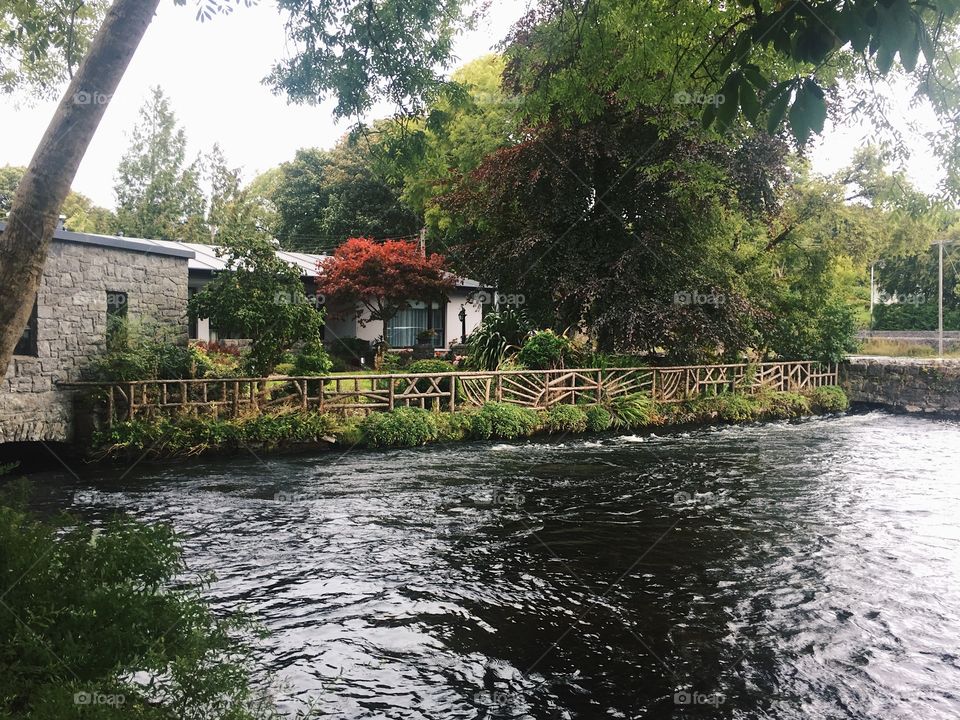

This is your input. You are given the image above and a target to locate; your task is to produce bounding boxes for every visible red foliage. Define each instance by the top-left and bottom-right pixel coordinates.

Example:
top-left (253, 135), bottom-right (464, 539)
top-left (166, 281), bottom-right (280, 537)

top-left (316, 238), bottom-right (456, 324)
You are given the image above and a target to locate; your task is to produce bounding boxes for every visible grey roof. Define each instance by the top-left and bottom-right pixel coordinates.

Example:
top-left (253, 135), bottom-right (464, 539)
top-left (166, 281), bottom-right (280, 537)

top-left (1, 221), bottom-right (483, 286)
top-left (146, 239), bottom-right (326, 276)
top-left (0, 222), bottom-right (195, 259)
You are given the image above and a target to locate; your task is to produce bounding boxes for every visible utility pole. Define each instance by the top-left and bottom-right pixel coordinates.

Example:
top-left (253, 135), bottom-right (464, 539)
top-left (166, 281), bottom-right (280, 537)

top-left (939, 240), bottom-right (944, 358)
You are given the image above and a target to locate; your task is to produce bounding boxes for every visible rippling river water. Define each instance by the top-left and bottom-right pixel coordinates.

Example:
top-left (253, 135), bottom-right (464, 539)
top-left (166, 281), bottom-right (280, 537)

top-left (33, 410), bottom-right (960, 719)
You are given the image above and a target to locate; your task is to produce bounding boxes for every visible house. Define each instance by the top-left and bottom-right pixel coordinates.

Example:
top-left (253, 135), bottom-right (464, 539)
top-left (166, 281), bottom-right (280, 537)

top-left (0, 221), bottom-right (194, 444)
top-left (147, 240), bottom-right (488, 352)
top-left (0, 225), bottom-right (489, 443)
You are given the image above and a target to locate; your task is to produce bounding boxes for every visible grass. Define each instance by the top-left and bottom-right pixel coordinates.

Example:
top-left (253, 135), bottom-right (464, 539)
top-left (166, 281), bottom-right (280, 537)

top-left (859, 339), bottom-right (960, 357)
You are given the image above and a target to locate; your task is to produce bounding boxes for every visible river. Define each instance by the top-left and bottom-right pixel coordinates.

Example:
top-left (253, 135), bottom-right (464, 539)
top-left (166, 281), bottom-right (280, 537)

top-left (31, 410), bottom-right (960, 719)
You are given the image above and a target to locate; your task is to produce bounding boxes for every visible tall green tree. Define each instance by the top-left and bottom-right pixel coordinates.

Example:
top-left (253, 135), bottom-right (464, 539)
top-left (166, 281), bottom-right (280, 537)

top-left (113, 86), bottom-right (207, 242)
top-left (1, 164), bottom-right (115, 232)
top-left (272, 138), bottom-right (420, 251)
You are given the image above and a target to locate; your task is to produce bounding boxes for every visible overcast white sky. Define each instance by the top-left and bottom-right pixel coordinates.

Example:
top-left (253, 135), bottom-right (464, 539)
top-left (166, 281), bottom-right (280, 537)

top-left (0, 1), bottom-right (946, 209)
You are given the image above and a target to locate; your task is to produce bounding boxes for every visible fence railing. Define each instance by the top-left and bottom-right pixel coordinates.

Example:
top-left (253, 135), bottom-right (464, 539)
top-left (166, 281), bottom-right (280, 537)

top-left (60, 361), bottom-right (839, 428)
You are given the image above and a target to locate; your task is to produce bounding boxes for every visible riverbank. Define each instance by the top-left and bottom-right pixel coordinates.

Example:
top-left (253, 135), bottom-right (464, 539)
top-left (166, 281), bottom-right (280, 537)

top-left (91, 386), bottom-right (850, 462)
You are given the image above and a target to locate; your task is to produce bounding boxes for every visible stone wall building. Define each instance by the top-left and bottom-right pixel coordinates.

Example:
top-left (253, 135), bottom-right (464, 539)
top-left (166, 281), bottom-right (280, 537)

top-left (0, 222), bottom-right (193, 443)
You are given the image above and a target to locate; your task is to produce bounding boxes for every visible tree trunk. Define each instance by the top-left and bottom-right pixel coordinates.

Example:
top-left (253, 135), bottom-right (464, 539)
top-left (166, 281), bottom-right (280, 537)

top-left (0, 0), bottom-right (161, 377)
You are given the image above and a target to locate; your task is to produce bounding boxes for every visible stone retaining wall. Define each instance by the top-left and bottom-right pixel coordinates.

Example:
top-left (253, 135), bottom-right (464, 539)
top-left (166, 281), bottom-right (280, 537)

top-left (842, 357), bottom-right (960, 414)
top-left (0, 241), bottom-right (190, 443)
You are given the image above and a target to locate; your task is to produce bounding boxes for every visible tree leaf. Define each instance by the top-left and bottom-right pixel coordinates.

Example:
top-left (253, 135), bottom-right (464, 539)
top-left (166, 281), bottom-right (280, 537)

top-left (765, 83), bottom-right (793, 135)
top-left (701, 101), bottom-right (717, 130)
top-left (740, 81), bottom-right (761, 124)
top-left (715, 73), bottom-right (742, 131)
top-left (900, 23), bottom-right (921, 71)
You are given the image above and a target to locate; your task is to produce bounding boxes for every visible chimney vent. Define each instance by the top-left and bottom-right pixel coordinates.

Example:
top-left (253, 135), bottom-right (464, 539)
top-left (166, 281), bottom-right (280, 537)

top-left (56, 215), bottom-right (66, 230)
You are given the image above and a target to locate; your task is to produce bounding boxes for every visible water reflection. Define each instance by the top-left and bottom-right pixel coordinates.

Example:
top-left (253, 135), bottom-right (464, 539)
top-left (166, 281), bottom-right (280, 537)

top-left (32, 411), bottom-right (960, 719)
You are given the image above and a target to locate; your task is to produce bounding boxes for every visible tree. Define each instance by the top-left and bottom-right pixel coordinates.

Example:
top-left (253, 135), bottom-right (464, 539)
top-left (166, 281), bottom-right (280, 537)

top-left (316, 237), bottom-right (455, 361)
top-left (0, 0), bottom-right (109, 96)
top-left (1, 164), bottom-right (115, 232)
top-left (272, 140), bottom-right (420, 251)
top-left (267, 0), bottom-right (469, 118)
top-left (188, 225), bottom-right (326, 376)
top-left (114, 86), bottom-right (207, 242)
top-left (379, 55), bottom-right (519, 239)
top-left (444, 103), bottom-right (775, 362)
top-left (0, 0), bottom-right (165, 377)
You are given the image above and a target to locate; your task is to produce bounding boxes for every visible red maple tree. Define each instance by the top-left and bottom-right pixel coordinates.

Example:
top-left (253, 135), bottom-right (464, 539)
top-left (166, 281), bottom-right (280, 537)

top-left (316, 237), bottom-right (456, 337)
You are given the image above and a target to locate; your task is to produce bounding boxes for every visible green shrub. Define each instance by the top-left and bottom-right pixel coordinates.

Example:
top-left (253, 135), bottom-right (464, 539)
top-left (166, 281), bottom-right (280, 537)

top-left (465, 308), bottom-right (531, 370)
top-left (542, 404), bottom-right (588, 433)
top-left (709, 393), bottom-right (760, 423)
top-left (293, 341), bottom-right (334, 375)
top-left (585, 404), bottom-right (613, 432)
top-left (273, 362), bottom-right (296, 376)
top-left (761, 391), bottom-right (811, 418)
top-left (468, 402), bottom-right (540, 440)
top-left (516, 329), bottom-right (574, 370)
top-left (606, 392), bottom-right (656, 428)
top-left (359, 407), bottom-right (439, 447)
top-left (811, 385), bottom-right (850, 412)
top-left (405, 359), bottom-right (457, 398)
top-left (94, 412), bottom-right (337, 457)
top-left (0, 494), bottom-right (281, 719)
top-left (434, 411), bottom-right (476, 442)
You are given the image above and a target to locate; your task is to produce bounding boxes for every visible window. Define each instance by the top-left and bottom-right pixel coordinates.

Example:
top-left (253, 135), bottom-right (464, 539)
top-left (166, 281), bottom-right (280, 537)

top-left (386, 301), bottom-right (445, 348)
top-left (13, 299), bottom-right (38, 356)
top-left (106, 290), bottom-right (128, 349)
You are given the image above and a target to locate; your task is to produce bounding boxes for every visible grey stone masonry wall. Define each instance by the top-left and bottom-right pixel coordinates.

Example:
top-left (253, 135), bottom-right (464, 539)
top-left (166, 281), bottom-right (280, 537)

top-left (0, 241), bottom-right (190, 443)
top-left (842, 357), bottom-right (960, 415)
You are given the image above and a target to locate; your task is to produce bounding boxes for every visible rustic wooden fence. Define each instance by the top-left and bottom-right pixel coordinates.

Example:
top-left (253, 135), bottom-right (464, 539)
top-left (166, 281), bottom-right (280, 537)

top-left (61, 361), bottom-right (838, 428)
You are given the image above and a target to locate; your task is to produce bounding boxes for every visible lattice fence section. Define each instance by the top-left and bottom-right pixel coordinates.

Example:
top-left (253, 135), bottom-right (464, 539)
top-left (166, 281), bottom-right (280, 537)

top-left (63, 362), bottom-right (839, 426)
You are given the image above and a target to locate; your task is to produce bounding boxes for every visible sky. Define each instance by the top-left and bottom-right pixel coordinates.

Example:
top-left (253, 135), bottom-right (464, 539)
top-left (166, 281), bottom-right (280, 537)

top-left (0, 1), bottom-right (947, 209)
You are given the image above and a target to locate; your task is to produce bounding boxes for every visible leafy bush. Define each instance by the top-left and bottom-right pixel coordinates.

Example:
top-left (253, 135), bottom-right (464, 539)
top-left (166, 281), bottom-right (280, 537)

top-left (516, 330), bottom-right (574, 370)
top-left (89, 319), bottom-right (197, 381)
top-left (293, 341), bottom-right (334, 375)
top-left (606, 392), bottom-right (656, 429)
top-left (542, 404), bottom-right (588, 433)
top-left (94, 412), bottom-right (337, 457)
top-left (434, 411), bottom-right (476, 442)
top-left (0, 494), bottom-right (281, 719)
top-left (585, 404), bottom-right (613, 432)
top-left (465, 309), bottom-right (531, 370)
top-left (811, 385), bottom-right (850, 412)
top-left (273, 362), bottom-right (297, 376)
top-left (708, 393), bottom-right (760, 423)
top-left (359, 407), bottom-right (439, 447)
top-left (760, 391), bottom-right (811, 418)
top-left (468, 402), bottom-right (540, 440)
top-left (405, 359), bottom-right (457, 397)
